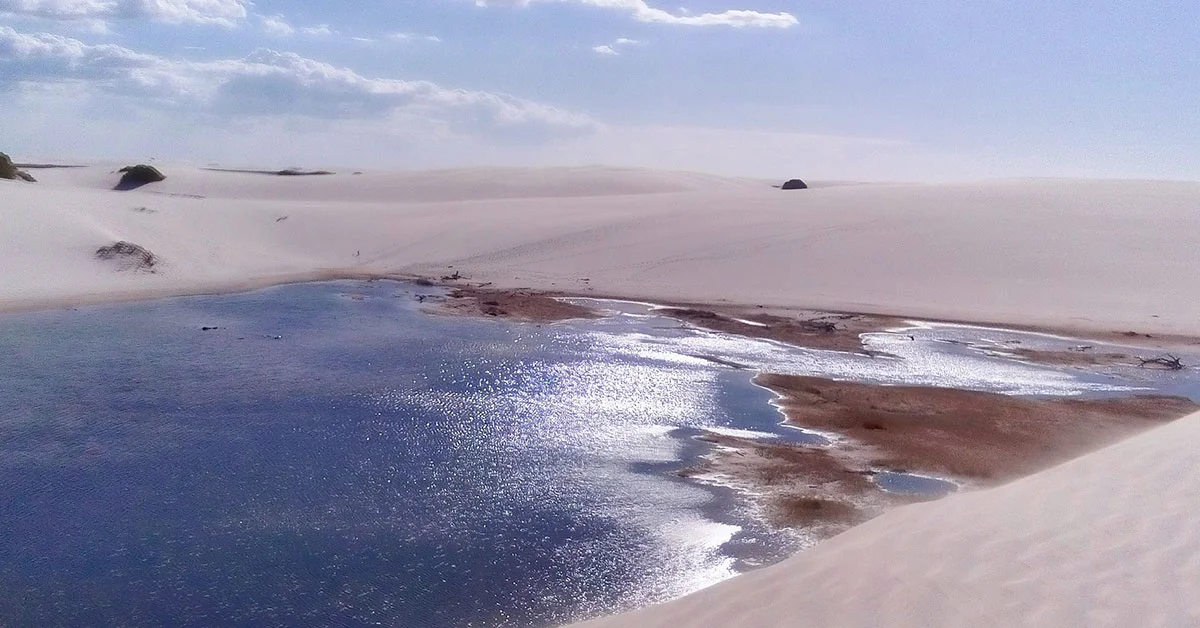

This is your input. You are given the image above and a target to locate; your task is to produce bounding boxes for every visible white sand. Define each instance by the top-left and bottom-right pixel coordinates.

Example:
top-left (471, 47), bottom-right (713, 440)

top-left (4, 164), bottom-right (1200, 627)
top-left (4, 165), bottom-right (1200, 337)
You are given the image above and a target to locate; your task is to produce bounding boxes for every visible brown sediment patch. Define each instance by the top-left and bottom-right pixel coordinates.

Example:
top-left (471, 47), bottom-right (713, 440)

top-left (656, 307), bottom-right (902, 354)
top-left (771, 496), bottom-right (863, 530)
top-left (684, 433), bottom-right (915, 535)
top-left (686, 376), bottom-right (1196, 538)
top-left (756, 374), bottom-right (1198, 483)
top-left (435, 285), bottom-right (600, 322)
top-left (1007, 347), bottom-right (1132, 367)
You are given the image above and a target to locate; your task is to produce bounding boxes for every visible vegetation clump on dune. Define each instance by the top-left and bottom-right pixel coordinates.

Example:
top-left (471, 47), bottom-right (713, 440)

top-left (275, 168), bottom-right (334, 176)
top-left (780, 178), bottom-right (808, 190)
top-left (115, 164), bottom-right (166, 190)
top-left (95, 241), bottom-right (159, 272)
top-left (0, 152), bottom-right (36, 182)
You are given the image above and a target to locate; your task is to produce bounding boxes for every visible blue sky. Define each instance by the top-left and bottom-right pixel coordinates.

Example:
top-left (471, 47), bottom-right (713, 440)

top-left (1, 1), bottom-right (1197, 180)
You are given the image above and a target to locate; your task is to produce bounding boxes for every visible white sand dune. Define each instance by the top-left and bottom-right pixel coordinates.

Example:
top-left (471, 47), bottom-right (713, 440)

top-left (4, 164), bottom-right (1200, 627)
top-left (4, 165), bottom-right (1200, 340)
top-left (573, 408), bottom-right (1200, 627)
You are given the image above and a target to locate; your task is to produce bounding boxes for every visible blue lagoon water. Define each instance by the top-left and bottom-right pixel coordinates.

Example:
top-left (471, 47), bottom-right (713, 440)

top-left (0, 282), bottom-right (801, 628)
top-left (2, 281), bottom-right (1195, 627)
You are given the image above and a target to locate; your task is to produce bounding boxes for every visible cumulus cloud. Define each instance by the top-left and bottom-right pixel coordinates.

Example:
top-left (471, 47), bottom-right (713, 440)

top-left (0, 0), bottom-right (249, 25)
top-left (259, 13), bottom-right (294, 36)
top-left (0, 26), bottom-right (597, 137)
top-left (477, 0), bottom-right (797, 28)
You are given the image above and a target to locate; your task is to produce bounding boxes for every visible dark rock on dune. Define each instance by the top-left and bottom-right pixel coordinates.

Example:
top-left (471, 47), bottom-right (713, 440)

top-left (115, 164), bottom-right (166, 190)
top-left (781, 179), bottom-right (808, 190)
top-left (0, 152), bottom-right (36, 182)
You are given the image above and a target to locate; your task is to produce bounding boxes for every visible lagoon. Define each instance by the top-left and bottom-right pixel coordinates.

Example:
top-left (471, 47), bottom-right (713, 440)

top-left (1, 280), bottom-right (1190, 627)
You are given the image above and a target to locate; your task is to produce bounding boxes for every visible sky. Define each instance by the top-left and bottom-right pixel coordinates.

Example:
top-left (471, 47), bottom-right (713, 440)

top-left (1, 1), bottom-right (1198, 180)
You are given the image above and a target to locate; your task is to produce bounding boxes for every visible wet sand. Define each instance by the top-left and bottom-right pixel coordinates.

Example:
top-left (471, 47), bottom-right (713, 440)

top-left (1008, 347), bottom-right (1132, 367)
top-left (424, 281), bottom-right (1200, 537)
top-left (690, 374), bottom-right (1197, 537)
top-left (430, 283), bottom-right (601, 322)
top-left (760, 374), bottom-right (1196, 480)
top-left (654, 307), bottom-right (902, 354)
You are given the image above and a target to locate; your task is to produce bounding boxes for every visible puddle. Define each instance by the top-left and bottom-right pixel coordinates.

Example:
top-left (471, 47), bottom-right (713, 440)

top-left (872, 471), bottom-right (959, 498)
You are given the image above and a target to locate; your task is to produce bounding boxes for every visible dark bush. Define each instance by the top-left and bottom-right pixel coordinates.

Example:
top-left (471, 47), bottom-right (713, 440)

top-left (781, 178), bottom-right (808, 190)
top-left (116, 164), bottom-right (166, 190)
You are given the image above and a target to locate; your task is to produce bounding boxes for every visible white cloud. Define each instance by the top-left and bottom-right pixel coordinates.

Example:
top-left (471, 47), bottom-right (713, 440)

top-left (389, 32), bottom-right (442, 43)
top-left (0, 0), bottom-right (249, 25)
top-left (0, 26), bottom-right (597, 138)
top-left (593, 36), bottom-right (638, 55)
top-left (258, 14), bottom-right (337, 38)
top-left (259, 13), bottom-right (294, 36)
top-left (298, 23), bottom-right (335, 36)
top-left (477, 0), bottom-right (797, 28)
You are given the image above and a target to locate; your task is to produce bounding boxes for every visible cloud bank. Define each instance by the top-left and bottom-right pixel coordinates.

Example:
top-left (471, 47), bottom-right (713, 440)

top-left (0, 0), bottom-right (248, 25)
top-left (0, 26), bottom-right (596, 138)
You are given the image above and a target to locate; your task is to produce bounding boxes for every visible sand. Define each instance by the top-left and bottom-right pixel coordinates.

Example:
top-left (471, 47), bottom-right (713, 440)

top-left (5, 163), bottom-right (1200, 627)
top-left (5, 165), bottom-right (1200, 340)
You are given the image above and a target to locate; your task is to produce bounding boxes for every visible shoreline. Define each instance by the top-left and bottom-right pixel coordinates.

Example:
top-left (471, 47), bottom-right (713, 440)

top-left (8, 270), bottom-right (1198, 354)
top-left (9, 274), bottom-right (1194, 540)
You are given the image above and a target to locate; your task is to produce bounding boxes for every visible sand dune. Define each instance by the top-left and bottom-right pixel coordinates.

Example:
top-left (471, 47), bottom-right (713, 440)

top-left (4, 165), bottom-right (1200, 340)
top-left (573, 408), bottom-right (1200, 627)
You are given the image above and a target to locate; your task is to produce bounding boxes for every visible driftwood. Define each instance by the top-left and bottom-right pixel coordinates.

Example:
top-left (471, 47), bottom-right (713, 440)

top-left (1137, 354), bottom-right (1185, 370)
